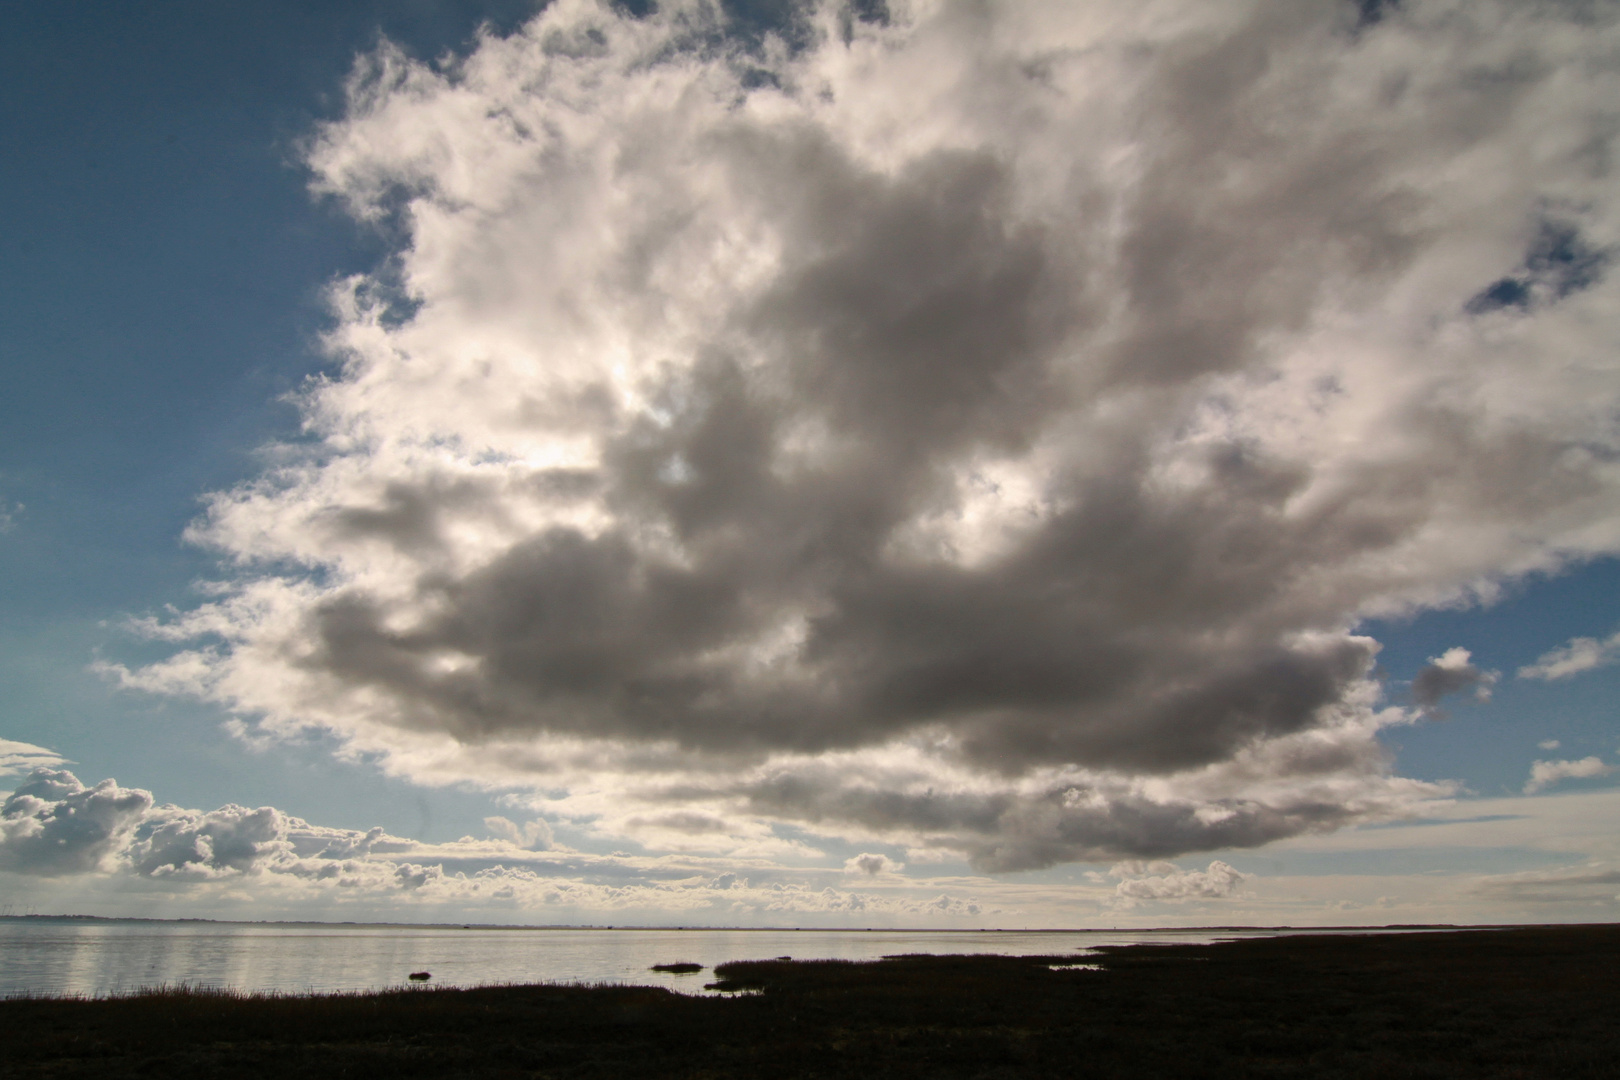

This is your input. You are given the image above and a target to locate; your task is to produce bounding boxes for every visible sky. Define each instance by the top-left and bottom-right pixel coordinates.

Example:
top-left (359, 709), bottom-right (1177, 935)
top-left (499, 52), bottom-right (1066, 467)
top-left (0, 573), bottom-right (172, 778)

top-left (1, 0), bottom-right (1618, 929)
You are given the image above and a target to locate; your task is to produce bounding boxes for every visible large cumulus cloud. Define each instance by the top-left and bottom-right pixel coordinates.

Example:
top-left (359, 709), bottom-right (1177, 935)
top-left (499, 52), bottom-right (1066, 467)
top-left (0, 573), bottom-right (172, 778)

top-left (0, 769), bottom-right (153, 875)
top-left (114, 0), bottom-right (1620, 870)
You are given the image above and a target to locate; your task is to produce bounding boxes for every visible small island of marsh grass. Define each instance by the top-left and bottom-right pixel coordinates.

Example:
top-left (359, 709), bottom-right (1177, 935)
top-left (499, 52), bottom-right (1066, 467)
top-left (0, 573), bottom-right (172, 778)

top-left (2, 925), bottom-right (1615, 1078)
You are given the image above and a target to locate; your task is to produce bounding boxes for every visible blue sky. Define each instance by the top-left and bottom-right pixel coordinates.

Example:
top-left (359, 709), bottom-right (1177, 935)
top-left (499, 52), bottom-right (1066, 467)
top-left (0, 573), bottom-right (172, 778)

top-left (1, 0), bottom-right (541, 843)
top-left (2, 0), bottom-right (1617, 927)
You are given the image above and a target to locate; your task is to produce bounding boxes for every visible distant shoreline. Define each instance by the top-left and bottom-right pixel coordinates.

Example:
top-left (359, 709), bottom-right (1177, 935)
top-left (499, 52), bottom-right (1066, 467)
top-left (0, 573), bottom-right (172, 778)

top-left (0, 912), bottom-right (1493, 933)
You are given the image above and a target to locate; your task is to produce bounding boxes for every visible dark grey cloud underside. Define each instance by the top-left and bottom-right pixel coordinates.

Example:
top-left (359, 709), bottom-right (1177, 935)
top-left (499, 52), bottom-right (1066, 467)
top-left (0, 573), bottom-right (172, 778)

top-left (736, 769), bottom-right (1380, 872)
top-left (1410, 657), bottom-right (1491, 708)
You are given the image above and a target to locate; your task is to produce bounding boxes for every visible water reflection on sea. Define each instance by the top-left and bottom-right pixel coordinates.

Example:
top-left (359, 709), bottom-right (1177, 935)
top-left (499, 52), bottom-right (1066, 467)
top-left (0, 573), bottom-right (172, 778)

top-left (0, 919), bottom-right (1301, 998)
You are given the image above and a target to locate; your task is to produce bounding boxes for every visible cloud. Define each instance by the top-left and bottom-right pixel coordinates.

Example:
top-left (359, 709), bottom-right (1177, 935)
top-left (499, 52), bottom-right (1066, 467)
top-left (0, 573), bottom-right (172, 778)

top-left (393, 862), bottom-right (443, 890)
top-left (1410, 647), bottom-right (1499, 709)
top-left (844, 852), bottom-right (904, 876)
top-left (0, 767), bottom-right (414, 884)
top-left (128, 804), bottom-right (297, 878)
top-left (116, 0), bottom-right (1620, 869)
top-left (1538, 739), bottom-right (1560, 750)
top-left (1110, 859), bottom-right (1250, 906)
top-left (485, 814), bottom-right (555, 850)
top-left (0, 738), bottom-right (69, 778)
top-left (1465, 219), bottom-right (1613, 315)
top-left (0, 767), bottom-right (1014, 921)
top-left (1475, 861), bottom-right (1620, 905)
top-left (1523, 757), bottom-right (1614, 795)
top-left (0, 769), bottom-right (154, 875)
top-left (1519, 630), bottom-right (1620, 681)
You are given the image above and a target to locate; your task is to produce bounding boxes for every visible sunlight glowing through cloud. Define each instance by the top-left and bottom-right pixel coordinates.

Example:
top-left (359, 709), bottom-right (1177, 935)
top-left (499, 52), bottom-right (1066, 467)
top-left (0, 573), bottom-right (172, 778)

top-left (113, 0), bottom-right (1620, 872)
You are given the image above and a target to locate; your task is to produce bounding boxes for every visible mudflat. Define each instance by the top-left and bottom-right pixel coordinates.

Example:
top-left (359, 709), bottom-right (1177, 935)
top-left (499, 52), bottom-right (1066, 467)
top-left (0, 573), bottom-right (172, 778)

top-left (2, 925), bottom-right (1615, 1078)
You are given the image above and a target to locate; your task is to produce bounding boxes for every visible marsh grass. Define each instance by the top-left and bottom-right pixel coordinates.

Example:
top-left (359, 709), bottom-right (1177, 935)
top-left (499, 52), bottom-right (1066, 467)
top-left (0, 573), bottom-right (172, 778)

top-left (2, 925), bottom-right (1615, 1078)
top-left (649, 961), bottom-right (704, 973)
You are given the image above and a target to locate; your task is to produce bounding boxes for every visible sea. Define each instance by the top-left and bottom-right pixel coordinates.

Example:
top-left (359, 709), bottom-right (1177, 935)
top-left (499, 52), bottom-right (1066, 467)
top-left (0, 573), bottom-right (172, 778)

top-left (0, 917), bottom-right (1323, 999)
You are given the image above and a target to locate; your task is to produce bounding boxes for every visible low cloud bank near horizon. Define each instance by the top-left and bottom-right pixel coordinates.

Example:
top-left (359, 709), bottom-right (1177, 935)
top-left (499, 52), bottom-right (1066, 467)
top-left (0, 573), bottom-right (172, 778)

top-left (0, 766), bottom-right (995, 920)
top-left (7, 765), bottom-right (1620, 924)
top-left (107, 0), bottom-right (1620, 871)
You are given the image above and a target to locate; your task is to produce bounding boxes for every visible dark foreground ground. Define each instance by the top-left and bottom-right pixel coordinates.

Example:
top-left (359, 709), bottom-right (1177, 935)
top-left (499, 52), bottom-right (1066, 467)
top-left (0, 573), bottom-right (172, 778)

top-left (3, 925), bottom-right (1616, 1079)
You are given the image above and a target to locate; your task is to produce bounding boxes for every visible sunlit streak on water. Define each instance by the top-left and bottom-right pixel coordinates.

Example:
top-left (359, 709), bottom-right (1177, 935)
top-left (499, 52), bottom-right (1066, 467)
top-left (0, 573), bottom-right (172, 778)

top-left (0, 920), bottom-right (1379, 998)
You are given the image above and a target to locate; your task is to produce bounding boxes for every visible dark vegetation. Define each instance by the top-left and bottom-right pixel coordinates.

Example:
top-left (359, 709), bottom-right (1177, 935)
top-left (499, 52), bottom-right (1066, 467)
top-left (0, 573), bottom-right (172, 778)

top-left (2, 925), bottom-right (1616, 1078)
top-left (649, 962), bottom-right (704, 973)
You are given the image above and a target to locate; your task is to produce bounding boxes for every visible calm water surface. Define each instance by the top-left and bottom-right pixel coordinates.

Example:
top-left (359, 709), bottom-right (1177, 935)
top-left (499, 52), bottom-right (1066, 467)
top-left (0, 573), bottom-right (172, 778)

top-left (0, 919), bottom-right (1294, 998)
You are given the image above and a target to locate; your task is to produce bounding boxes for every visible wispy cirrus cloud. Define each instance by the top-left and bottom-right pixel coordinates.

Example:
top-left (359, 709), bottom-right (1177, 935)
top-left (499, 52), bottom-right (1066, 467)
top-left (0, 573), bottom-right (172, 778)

top-left (0, 738), bottom-right (69, 779)
top-left (1475, 861), bottom-right (1620, 906)
top-left (104, 0), bottom-right (1620, 872)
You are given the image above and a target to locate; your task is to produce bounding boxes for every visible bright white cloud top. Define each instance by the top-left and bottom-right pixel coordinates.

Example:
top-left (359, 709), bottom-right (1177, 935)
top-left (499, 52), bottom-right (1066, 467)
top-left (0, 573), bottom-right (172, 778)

top-left (103, 0), bottom-right (1620, 883)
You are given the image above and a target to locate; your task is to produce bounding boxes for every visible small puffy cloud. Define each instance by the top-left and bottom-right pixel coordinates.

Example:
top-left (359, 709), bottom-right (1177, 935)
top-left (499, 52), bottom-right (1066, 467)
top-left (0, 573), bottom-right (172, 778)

top-left (1519, 630), bottom-right (1620, 681)
top-left (1538, 739), bottom-right (1561, 750)
top-left (1111, 860), bottom-right (1249, 906)
top-left (0, 739), bottom-right (69, 779)
top-left (393, 862), bottom-right (443, 890)
top-left (1410, 648), bottom-right (1499, 709)
top-left (1523, 757), bottom-right (1614, 795)
top-left (844, 852), bottom-right (904, 877)
top-left (921, 894), bottom-right (982, 918)
top-left (0, 769), bottom-right (153, 875)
